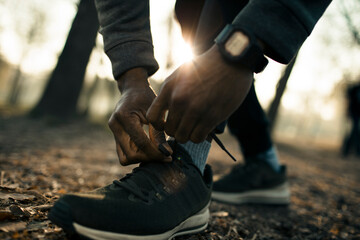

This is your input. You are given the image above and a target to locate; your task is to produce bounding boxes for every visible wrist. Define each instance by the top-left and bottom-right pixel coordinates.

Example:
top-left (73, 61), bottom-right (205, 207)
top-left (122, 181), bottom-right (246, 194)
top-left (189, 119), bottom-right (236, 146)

top-left (208, 44), bottom-right (252, 73)
top-left (117, 68), bottom-right (150, 93)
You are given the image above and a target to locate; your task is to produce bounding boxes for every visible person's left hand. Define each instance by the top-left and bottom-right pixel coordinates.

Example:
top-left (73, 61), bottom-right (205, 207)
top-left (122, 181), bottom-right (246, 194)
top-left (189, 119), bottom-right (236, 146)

top-left (146, 45), bottom-right (253, 143)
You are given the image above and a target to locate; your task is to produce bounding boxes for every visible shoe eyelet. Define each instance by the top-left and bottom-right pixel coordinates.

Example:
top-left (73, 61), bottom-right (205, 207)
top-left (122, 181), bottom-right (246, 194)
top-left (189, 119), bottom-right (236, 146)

top-left (171, 178), bottom-right (179, 185)
top-left (144, 199), bottom-right (154, 205)
top-left (163, 186), bottom-right (171, 194)
top-left (155, 192), bottom-right (163, 200)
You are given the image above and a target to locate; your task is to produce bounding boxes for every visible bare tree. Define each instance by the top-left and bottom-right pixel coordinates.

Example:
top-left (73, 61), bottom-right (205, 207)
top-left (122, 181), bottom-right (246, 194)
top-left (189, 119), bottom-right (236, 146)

top-left (30, 0), bottom-right (99, 119)
top-left (267, 53), bottom-right (298, 132)
top-left (0, 0), bottom-right (47, 104)
top-left (3, 1), bottom-right (47, 105)
top-left (339, 0), bottom-right (360, 45)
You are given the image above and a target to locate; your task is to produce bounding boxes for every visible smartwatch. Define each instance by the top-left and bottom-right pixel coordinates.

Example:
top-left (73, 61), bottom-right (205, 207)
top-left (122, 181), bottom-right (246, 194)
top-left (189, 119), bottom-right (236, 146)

top-left (215, 24), bottom-right (268, 73)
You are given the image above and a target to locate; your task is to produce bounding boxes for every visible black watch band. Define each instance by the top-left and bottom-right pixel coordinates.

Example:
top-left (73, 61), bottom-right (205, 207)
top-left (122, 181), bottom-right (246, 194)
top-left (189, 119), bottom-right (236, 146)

top-left (215, 25), bottom-right (268, 73)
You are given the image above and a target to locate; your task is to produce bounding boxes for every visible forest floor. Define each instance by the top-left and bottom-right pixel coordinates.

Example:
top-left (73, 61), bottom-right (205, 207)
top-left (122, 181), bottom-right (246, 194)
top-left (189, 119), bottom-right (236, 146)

top-left (0, 110), bottom-right (360, 240)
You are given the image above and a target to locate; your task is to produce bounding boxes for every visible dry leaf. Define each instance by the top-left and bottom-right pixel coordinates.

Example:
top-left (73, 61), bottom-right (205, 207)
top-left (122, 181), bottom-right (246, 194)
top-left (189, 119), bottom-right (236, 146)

top-left (0, 192), bottom-right (35, 201)
top-left (0, 210), bottom-right (14, 221)
top-left (9, 205), bottom-right (31, 217)
top-left (31, 204), bottom-right (53, 211)
top-left (0, 221), bottom-right (27, 232)
top-left (212, 211), bottom-right (229, 217)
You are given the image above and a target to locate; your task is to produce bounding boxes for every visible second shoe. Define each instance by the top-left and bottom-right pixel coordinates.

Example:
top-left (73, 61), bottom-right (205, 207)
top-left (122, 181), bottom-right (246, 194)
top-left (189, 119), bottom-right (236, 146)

top-left (212, 158), bottom-right (290, 205)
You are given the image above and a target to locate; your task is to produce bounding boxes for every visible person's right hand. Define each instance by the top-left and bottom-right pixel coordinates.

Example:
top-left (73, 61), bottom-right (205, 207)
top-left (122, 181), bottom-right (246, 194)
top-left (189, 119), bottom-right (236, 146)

top-left (108, 68), bottom-right (172, 166)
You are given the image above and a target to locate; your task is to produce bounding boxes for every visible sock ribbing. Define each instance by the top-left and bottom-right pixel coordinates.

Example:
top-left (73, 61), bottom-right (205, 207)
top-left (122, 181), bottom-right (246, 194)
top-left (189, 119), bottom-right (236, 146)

top-left (179, 141), bottom-right (211, 174)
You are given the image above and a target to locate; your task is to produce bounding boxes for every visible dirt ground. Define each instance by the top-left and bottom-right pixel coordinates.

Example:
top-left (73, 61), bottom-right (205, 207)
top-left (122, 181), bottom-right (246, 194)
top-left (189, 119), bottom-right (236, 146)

top-left (0, 112), bottom-right (359, 240)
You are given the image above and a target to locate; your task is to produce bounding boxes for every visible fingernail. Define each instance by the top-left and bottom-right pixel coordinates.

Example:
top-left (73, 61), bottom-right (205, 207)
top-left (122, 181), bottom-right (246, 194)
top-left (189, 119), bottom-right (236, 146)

top-left (158, 143), bottom-right (171, 156)
top-left (163, 142), bottom-right (173, 153)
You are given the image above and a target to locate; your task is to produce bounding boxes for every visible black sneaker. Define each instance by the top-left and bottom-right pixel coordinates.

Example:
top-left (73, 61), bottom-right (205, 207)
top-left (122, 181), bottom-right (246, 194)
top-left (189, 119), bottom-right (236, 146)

top-left (212, 158), bottom-right (290, 205)
top-left (49, 142), bottom-right (213, 240)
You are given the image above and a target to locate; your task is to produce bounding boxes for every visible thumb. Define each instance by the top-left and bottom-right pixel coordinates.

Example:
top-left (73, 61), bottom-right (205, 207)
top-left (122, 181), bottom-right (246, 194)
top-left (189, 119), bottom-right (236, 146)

top-left (146, 81), bottom-right (172, 131)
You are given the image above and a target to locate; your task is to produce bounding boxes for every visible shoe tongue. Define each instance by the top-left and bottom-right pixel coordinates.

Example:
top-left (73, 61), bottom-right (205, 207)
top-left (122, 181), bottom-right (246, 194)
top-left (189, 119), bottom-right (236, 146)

top-left (167, 140), bottom-right (193, 164)
top-left (126, 162), bottom-right (166, 191)
top-left (119, 141), bottom-right (193, 192)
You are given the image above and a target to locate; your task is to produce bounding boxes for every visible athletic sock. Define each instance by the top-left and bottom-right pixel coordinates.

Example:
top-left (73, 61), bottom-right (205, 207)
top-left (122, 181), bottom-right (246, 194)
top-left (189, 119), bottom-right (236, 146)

top-left (179, 140), bottom-right (211, 175)
top-left (255, 146), bottom-right (281, 172)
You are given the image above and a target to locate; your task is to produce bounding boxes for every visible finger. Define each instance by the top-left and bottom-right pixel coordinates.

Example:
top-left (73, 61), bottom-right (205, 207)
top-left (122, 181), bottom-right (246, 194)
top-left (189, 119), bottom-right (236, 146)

top-left (115, 125), bottom-right (160, 165)
top-left (121, 117), bottom-right (171, 161)
top-left (189, 117), bottom-right (217, 143)
top-left (110, 112), bottom-right (172, 164)
top-left (146, 83), bottom-right (171, 131)
top-left (115, 141), bottom-right (127, 165)
top-left (112, 122), bottom-right (141, 165)
top-left (174, 109), bottom-right (202, 143)
top-left (164, 107), bottom-right (183, 137)
top-left (110, 117), bottom-right (151, 165)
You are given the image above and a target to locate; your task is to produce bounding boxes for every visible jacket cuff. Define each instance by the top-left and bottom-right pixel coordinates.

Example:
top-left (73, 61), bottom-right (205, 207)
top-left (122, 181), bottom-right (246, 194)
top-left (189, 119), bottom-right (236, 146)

top-left (232, 0), bottom-right (309, 64)
top-left (106, 41), bottom-right (159, 79)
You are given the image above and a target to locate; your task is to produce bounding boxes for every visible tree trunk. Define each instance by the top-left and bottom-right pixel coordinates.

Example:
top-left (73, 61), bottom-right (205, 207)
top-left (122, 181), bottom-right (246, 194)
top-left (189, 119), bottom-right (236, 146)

top-left (30, 0), bottom-right (99, 118)
top-left (7, 65), bottom-right (23, 105)
top-left (267, 53), bottom-right (298, 132)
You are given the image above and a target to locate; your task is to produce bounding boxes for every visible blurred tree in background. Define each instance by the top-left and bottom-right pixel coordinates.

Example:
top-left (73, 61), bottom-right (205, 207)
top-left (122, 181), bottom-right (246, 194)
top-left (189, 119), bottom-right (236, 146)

top-left (7, 4), bottom-right (46, 105)
top-left (340, 0), bottom-right (360, 46)
top-left (0, 0), bottom-right (48, 105)
top-left (267, 53), bottom-right (298, 132)
top-left (30, 0), bottom-right (99, 119)
top-left (268, 0), bottom-right (360, 134)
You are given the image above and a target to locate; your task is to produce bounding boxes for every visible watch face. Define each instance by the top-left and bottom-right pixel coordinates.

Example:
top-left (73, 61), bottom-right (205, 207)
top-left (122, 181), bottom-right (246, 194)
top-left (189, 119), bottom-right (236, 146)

top-left (225, 31), bottom-right (249, 57)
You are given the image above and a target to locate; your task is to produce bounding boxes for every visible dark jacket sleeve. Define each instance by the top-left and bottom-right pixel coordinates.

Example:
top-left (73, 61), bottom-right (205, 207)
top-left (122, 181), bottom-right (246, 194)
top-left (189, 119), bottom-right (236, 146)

top-left (232, 0), bottom-right (332, 64)
top-left (95, 0), bottom-right (159, 79)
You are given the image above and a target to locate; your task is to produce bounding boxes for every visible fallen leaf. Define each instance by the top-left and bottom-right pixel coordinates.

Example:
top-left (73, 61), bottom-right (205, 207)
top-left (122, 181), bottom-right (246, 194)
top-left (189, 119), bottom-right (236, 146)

top-left (212, 211), bottom-right (229, 217)
top-left (0, 210), bottom-right (14, 221)
top-left (0, 221), bottom-right (27, 232)
top-left (57, 189), bottom-right (67, 194)
top-left (27, 220), bottom-right (50, 231)
top-left (31, 204), bottom-right (53, 211)
top-left (250, 233), bottom-right (258, 240)
top-left (330, 225), bottom-right (340, 235)
top-left (0, 185), bottom-right (17, 191)
top-left (0, 192), bottom-right (35, 201)
top-left (11, 232), bottom-right (20, 238)
top-left (3, 184), bottom-right (20, 189)
top-left (9, 205), bottom-right (30, 217)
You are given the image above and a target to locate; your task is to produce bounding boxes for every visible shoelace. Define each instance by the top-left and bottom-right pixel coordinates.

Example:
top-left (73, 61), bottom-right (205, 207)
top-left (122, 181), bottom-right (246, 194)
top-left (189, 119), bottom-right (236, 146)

top-left (166, 132), bottom-right (237, 162)
top-left (209, 132), bottom-right (237, 162)
top-left (112, 160), bottom-right (187, 202)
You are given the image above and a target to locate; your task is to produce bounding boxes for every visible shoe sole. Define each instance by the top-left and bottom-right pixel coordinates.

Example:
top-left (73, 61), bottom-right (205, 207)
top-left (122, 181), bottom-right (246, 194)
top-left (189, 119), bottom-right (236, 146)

top-left (211, 182), bottom-right (290, 205)
top-left (49, 201), bottom-right (210, 240)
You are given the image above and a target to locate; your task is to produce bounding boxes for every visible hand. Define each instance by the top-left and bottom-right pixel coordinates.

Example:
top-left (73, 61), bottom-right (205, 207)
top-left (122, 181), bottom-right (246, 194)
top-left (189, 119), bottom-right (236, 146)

top-left (108, 68), bottom-right (172, 166)
top-left (147, 45), bottom-right (253, 143)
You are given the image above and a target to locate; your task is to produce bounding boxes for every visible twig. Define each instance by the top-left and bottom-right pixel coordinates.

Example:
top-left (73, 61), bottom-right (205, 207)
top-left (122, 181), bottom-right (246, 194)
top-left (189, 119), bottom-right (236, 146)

top-left (20, 190), bottom-right (48, 202)
top-left (250, 233), bottom-right (258, 240)
top-left (0, 171), bottom-right (4, 186)
top-left (32, 204), bottom-right (53, 211)
top-left (0, 187), bottom-right (48, 202)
